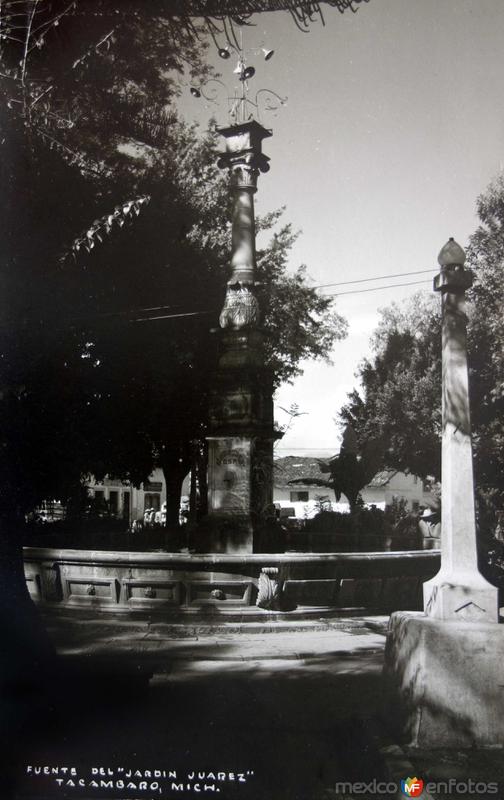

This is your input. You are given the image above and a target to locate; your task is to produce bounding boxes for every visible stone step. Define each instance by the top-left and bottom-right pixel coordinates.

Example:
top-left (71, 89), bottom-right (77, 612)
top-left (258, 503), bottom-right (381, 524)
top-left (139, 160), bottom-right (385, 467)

top-left (41, 606), bottom-right (390, 635)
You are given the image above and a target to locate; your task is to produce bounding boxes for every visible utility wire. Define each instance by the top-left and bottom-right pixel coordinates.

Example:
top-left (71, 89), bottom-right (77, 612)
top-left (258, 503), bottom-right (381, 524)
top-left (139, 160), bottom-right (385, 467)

top-left (319, 279), bottom-right (432, 298)
top-left (314, 268), bottom-right (435, 290)
top-left (93, 269), bottom-right (439, 322)
top-left (131, 310), bottom-right (215, 323)
top-left (2, 273), bottom-right (435, 329)
top-left (131, 280), bottom-right (433, 321)
top-left (129, 273), bottom-right (436, 321)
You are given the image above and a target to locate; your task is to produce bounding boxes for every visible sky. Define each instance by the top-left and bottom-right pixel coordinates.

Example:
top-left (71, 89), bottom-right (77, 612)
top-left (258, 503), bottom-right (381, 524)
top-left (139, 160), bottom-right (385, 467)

top-left (178, 0), bottom-right (504, 457)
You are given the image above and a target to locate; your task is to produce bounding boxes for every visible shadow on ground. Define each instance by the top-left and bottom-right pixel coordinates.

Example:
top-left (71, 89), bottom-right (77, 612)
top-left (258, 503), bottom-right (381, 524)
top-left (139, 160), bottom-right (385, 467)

top-left (5, 632), bottom-right (389, 800)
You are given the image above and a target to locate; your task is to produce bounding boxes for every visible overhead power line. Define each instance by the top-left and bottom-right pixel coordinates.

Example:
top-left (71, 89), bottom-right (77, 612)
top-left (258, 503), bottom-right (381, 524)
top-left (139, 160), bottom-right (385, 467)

top-left (112, 269), bottom-right (438, 322)
top-left (131, 310), bottom-right (215, 323)
top-left (320, 279), bottom-right (432, 298)
top-left (132, 279), bottom-right (433, 321)
top-left (1, 272), bottom-right (436, 330)
top-left (314, 268), bottom-right (435, 290)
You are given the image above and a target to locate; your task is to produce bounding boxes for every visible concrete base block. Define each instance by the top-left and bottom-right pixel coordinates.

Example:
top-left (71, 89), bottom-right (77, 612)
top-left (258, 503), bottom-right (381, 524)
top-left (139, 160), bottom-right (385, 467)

top-left (384, 610), bottom-right (504, 748)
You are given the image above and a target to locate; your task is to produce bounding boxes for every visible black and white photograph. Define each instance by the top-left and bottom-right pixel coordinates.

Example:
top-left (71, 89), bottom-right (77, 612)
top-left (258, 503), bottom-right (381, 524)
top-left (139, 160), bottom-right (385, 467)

top-left (2, 1), bottom-right (504, 799)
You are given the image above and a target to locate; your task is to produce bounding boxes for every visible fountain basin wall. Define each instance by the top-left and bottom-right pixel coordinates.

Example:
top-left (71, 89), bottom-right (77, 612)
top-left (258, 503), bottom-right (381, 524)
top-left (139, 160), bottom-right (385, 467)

top-left (23, 547), bottom-right (440, 615)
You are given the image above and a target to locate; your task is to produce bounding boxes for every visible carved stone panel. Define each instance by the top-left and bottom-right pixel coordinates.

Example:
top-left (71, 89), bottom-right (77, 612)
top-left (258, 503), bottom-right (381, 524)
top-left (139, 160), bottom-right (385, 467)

top-left (59, 564), bottom-right (118, 606)
top-left (208, 437), bottom-right (251, 515)
top-left (123, 580), bottom-right (182, 608)
top-left (219, 388), bottom-right (253, 424)
top-left (186, 580), bottom-right (253, 606)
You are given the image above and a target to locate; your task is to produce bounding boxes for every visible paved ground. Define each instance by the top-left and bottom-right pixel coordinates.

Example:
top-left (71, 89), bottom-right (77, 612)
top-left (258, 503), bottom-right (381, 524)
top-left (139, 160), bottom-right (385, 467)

top-left (40, 610), bottom-right (390, 661)
top-left (6, 612), bottom-right (504, 800)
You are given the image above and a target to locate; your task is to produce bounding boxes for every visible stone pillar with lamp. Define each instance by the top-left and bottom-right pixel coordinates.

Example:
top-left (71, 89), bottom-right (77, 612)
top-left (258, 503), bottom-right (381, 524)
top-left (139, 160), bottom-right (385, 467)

top-left (384, 238), bottom-right (503, 748)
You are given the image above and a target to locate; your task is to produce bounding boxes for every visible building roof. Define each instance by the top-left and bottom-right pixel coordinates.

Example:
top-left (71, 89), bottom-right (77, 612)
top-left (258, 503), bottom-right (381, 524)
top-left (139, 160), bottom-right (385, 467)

top-left (274, 455), bottom-right (330, 487)
top-left (274, 457), bottom-right (400, 490)
top-left (367, 469), bottom-right (398, 488)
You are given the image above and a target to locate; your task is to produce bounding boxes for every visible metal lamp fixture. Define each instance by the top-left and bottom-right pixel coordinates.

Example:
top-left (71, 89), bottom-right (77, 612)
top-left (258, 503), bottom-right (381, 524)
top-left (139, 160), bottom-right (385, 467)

top-left (189, 30), bottom-right (284, 125)
top-left (240, 65), bottom-right (256, 81)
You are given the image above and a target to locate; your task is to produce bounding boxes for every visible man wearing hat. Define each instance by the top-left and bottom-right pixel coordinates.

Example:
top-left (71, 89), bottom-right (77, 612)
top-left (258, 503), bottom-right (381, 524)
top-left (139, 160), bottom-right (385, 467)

top-left (418, 506), bottom-right (441, 550)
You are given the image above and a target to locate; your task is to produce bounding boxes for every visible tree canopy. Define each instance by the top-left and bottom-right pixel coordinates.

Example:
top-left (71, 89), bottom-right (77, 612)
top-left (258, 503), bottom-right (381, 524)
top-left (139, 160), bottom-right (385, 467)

top-left (339, 175), bottom-right (504, 531)
top-left (0, 7), bottom-right (347, 522)
top-left (466, 175), bottom-right (504, 524)
top-left (340, 292), bottom-right (442, 482)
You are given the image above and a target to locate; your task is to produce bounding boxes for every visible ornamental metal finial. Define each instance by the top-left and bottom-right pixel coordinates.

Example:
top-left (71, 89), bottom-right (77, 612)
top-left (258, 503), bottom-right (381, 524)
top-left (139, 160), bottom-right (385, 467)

top-left (189, 27), bottom-right (287, 125)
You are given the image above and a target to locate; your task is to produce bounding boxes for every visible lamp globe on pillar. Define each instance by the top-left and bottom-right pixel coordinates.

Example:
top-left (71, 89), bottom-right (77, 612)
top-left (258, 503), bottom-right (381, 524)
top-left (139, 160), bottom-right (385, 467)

top-left (437, 236), bottom-right (467, 270)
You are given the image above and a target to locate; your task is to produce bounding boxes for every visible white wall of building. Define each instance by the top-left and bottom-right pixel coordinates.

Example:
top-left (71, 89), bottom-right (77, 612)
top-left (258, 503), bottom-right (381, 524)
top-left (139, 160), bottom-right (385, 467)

top-left (86, 467), bottom-right (167, 524)
top-left (274, 471), bottom-right (431, 514)
top-left (274, 486), bottom-right (337, 504)
top-left (361, 472), bottom-right (429, 511)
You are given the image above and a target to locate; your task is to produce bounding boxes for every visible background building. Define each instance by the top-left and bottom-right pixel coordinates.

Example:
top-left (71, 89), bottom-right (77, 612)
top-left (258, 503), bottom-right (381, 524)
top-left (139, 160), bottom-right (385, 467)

top-left (273, 456), bottom-right (432, 518)
top-left (86, 468), bottom-right (167, 525)
top-left (360, 469), bottom-right (432, 512)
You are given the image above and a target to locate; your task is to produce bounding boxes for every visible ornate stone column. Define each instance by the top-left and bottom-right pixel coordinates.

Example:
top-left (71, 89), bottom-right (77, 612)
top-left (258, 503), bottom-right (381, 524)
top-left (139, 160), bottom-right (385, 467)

top-left (204, 121), bottom-right (278, 554)
top-left (423, 238), bottom-right (498, 622)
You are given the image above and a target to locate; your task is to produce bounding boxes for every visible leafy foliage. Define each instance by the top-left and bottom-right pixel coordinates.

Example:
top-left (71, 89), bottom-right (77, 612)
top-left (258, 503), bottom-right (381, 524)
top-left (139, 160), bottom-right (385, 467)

top-left (340, 293), bottom-right (442, 481)
top-left (0, 9), bottom-right (347, 523)
top-left (466, 175), bottom-right (504, 527)
top-left (322, 424), bottom-right (382, 509)
top-left (257, 226), bottom-right (347, 387)
top-left (339, 175), bottom-right (504, 531)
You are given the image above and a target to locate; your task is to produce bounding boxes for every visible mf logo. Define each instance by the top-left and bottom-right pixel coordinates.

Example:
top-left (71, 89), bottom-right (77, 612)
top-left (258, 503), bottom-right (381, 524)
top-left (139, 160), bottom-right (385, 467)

top-left (401, 777), bottom-right (424, 797)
